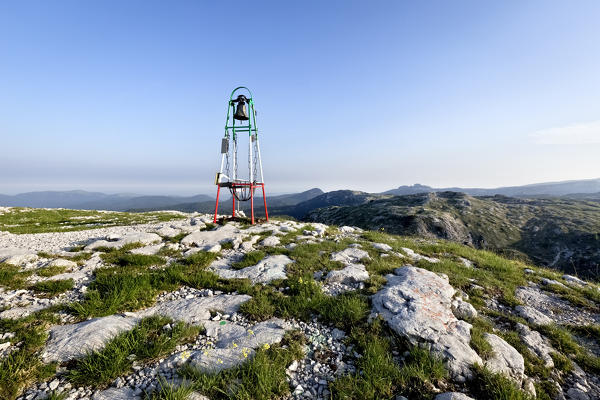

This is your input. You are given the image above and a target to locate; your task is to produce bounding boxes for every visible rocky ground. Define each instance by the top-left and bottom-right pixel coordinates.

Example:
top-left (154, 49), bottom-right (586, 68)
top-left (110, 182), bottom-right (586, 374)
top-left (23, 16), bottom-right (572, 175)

top-left (0, 207), bottom-right (599, 400)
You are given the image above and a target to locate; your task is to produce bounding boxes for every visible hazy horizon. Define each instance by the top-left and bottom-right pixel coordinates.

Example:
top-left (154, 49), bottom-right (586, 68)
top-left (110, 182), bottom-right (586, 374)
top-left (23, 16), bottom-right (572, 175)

top-left (2, 1), bottom-right (599, 196)
top-left (2, 176), bottom-right (600, 197)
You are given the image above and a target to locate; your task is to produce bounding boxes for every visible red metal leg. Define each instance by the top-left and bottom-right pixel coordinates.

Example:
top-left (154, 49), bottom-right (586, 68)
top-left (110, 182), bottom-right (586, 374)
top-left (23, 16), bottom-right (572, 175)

top-left (213, 186), bottom-right (221, 223)
top-left (232, 193), bottom-right (235, 218)
top-left (250, 185), bottom-right (255, 224)
top-left (262, 185), bottom-right (269, 222)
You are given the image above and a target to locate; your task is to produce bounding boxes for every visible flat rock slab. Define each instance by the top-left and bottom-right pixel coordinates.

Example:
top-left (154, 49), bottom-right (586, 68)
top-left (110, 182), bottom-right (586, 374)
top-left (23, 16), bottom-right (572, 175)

top-left (144, 295), bottom-right (251, 324)
top-left (42, 314), bottom-right (140, 363)
top-left (85, 232), bottom-right (162, 251)
top-left (401, 247), bottom-right (439, 263)
top-left (260, 236), bottom-right (281, 247)
top-left (372, 266), bottom-right (481, 379)
top-left (516, 323), bottom-right (554, 368)
top-left (0, 247), bottom-right (38, 265)
top-left (326, 264), bottom-right (369, 284)
top-left (46, 258), bottom-right (78, 268)
top-left (175, 318), bottom-right (289, 374)
top-left (42, 295), bottom-right (251, 363)
top-left (213, 255), bottom-right (293, 284)
top-left (93, 387), bottom-right (141, 400)
top-left (154, 226), bottom-right (182, 238)
top-left (435, 393), bottom-right (475, 400)
top-left (181, 224), bottom-right (247, 249)
top-left (331, 248), bottom-right (371, 265)
top-left (483, 333), bottom-right (525, 382)
top-left (130, 244), bottom-right (163, 255)
top-left (372, 242), bottom-right (393, 252)
top-left (515, 305), bottom-right (553, 326)
top-left (188, 347), bottom-right (255, 373)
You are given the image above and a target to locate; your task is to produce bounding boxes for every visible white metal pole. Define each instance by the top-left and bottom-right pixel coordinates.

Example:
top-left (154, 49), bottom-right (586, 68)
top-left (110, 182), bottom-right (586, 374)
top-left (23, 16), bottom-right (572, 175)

top-left (256, 138), bottom-right (264, 184)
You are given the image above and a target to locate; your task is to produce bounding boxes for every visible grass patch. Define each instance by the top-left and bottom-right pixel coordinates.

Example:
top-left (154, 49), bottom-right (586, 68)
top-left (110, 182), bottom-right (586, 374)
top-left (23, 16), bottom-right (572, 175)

top-left (101, 252), bottom-right (166, 268)
top-left (331, 336), bottom-right (447, 400)
top-left (146, 378), bottom-right (196, 399)
top-left (36, 265), bottom-right (68, 277)
top-left (70, 251), bottom-right (217, 318)
top-left (230, 250), bottom-right (266, 270)
top-left (31, 279), bottom-right (74, 296)
top-left (538, 324), bottom-right (600, 375)
top-left (0, 309), bottom-right (60, 400)
top-left (180, 330), bottom-right (304, 399)
top-left (469, 364), bottom-right (533, 400)
top-left (69, 315), bottom-right (201, 387)
top-left (0, 208), bottom-right (185, 234)
top-left (0, 263), bottom-right (31, 290)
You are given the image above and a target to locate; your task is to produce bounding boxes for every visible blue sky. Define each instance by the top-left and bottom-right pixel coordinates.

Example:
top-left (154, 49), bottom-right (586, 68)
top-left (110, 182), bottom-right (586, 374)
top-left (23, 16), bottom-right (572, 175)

top-left (1, 1), bottom-right (599, 195)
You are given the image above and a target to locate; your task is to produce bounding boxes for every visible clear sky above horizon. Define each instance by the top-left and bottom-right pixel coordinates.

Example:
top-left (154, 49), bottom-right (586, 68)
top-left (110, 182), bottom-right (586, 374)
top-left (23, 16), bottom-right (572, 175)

top-left (1, 0), bottom-right (599, 195)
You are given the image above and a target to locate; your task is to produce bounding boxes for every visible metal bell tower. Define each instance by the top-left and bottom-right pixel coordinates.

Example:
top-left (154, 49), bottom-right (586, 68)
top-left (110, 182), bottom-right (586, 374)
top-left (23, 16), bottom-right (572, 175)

top-left (213, 87), bottom-right (269, 224)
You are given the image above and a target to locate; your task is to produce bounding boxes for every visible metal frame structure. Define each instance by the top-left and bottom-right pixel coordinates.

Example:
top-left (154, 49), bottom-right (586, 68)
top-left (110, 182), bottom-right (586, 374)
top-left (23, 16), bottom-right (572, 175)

top-left (213, 87), bottom-right (268, 224)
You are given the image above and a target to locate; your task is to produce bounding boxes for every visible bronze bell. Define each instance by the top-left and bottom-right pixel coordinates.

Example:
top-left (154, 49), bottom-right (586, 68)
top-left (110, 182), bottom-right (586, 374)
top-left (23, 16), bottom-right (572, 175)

top-left (233, 95), bottom-right (249, 120)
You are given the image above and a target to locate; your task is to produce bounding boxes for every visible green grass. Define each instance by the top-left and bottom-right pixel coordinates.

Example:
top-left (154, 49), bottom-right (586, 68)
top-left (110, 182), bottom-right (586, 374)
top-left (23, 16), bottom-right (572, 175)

top-left (68, 315), bottom-right (201, 387)
top-left (230, 250), bottom-right (266, 270)
top-left (146, 378), bottom-right (196, 399)
top-left (0, 309), bottom-right (60, 400)
top-left (70, 251), bottom-right (218, 318)
top-left (0, 263), bottom-right (31, 290)
top-left (31, 278), bottom-right (74, 296)
top-left (0, 208), bottom-right (185, 234)
top-left (331, 337), bottom-right (447, 400)
top-left (468, 364), bottom-right (534, 400)
top-left (537, 324), bottom-right (600, 375)
top-left (180, 330), bottom-right (305, 400)
top-left (36, 265), bottom-right (68, 277)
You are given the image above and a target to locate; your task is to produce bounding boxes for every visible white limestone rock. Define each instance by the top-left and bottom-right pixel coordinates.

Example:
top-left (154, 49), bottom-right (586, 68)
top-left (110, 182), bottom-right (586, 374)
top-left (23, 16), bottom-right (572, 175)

top-left (130, 244), bottom-right (163, 255)
top-left (46, 258), bottom-right (77, 269)
top-left (181, 224), bottom-right (247, 250)
top-left (42, 295), bottom-right (251, 363)
top-left (339, 226), bottom-right (355, 233)
top-left (372, 242), bottom-right (393, 252)
top-left (401, 247), bottom-right (439, 263)
top-left (85, 232), bottom-right (162, 251)
top-left (215, 318), bottom-right (289, 349)
top-left (372, 266), bottom-right (481, 379)
top-left (515, 305), bottom-right (553, 326)
top-left (435, 393), bottom-right (476, 400)
top-left (93, 387), bottom-right (141, 400)
top-left (451, 298), bottom-right (478, 320)
top-left (154, 226), bottom-right (182, 238)
top-left (516, 323), bottom-right (554, 368)
top-left (260, 236), bottom-right (281, 247)
top-left (213, 255), bottom-right (293, 284)
top-left (0, 247), bottom-right (38, 265)
top-left (483, 333), bottom-right (525, 383)
top-left (331, 248), bottom-right (371, 265)
top-left (188, 347), bottom-right (254, 373)
top-left (42, 314), bottom-right (140, 363)
top-left (145, 295), bottom-right (252, 325)
top-left (563, 274), bottom-right (587, 287)
top-left (325, 264), bottom-right (369, 284)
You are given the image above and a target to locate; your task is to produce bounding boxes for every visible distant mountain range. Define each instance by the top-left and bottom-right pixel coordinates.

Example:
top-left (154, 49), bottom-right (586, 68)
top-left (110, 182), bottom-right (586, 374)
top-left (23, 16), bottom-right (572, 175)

top-left (305, 191), bottom-right (600, 279)
top-left (1, 178), bottom-right (599, 211)
top-left (383, 178), bottom-right (600, 197)
top-left (0, 191), bottom-right (213, 211)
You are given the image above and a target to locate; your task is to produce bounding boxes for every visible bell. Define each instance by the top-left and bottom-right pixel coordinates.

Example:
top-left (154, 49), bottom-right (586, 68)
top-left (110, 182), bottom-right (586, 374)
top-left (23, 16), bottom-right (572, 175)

top-left (234, 102), bottom-right (249, 120)
top-left (233, 95), bottom-right (249, 121)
